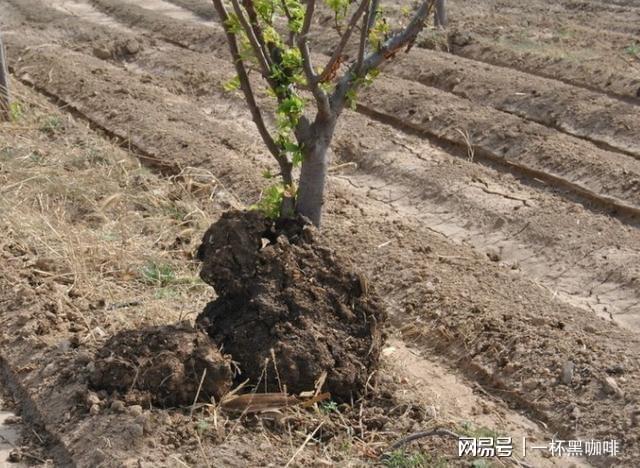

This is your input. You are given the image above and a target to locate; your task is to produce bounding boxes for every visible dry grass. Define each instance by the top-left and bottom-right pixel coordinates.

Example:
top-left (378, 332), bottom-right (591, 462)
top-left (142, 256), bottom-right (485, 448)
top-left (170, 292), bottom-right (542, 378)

top-left (0, 82), bottom-right (223, 336)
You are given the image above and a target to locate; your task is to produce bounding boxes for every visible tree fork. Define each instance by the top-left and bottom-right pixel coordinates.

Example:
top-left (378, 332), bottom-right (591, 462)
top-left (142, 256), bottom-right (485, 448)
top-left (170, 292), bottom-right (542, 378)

top-left (212, 0), bottom-right (437, 227)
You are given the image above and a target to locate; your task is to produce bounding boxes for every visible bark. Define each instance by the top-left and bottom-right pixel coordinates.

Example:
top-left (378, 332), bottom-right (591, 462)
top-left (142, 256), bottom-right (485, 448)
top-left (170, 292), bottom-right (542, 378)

top-left (0, 34), bottom-right (10, 121)
top-left (295, 119), bottom-right (336, 226)
top-left (434, 0), bottom-right (447, 27)
top-left (279, 159), bottom-right (295, 218)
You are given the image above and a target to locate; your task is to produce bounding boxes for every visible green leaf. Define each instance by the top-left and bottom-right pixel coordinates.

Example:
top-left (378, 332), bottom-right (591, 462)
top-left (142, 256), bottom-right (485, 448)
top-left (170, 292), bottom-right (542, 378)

top-left (222, 76), bottom-right (241, 92)
top-left (263, 26), bottom-right (282, 45)
top-left (283, 0), bottom-right (305, 33)
top-left (9, 102), bottom-right (23, 122)
top-left (369, 15), bottom-right (390, 50)
top-left (251, 183), bottom-right (286, 219)
top-left (255, 0), bottom-right (276, 24)
top-left (280, 47), bottom-right (302, 72)
top-left (325, 0), bottom-right (349, 20)
top-left (141, 262), bottom-right (176, 287)
top-left (224, 13), bottom-right (243, 34)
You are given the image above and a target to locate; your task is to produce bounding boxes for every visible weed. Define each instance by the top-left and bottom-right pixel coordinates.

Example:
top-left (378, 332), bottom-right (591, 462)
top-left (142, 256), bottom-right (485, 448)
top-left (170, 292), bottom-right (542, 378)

top-left (85, 147), bottom-right (108, 165)
top-left (163, 203), bottom-right (188, 221)
top-left (555, 26), bottom-right (573, 40)
top-left (40, 115), bottom-right (63, 135)
top-left (470, 459), bottom-right (493, 468)
top-left (624, 43), bottom-right (639, 57)
top-left (28, 151), bottom-right (46, 165)
top-left (0, 148), bottom-right (16, 160)
top-left (195, 418), bottom-right (211, 435)
top-left (382, 450), bottom-right (432, 468)
top-left (70, 147), bottom-right (109, 168)
top-left (337, 439), bottom-right (352, 454)
top-left (320, 400), bottom-right (339, 414)
top-left (100, 231), bottom-right (120, 242)
top-left (9, 101), bottom-right (22, 121)
top-left (141, 262), bottom-right (176, 287)
top-left (458, 421), bottom-right (500, 439)
top-left (154, 286), bottom-right (178, 299)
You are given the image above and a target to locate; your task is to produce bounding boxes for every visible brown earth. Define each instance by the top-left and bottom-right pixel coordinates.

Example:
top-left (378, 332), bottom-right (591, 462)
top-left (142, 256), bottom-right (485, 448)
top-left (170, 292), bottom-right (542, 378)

top-left (197, 211), bottom-right (386, 401)
top-left (436, 0), bottom-right (640, 103)
top-left (1, 0), bottom-right (640, 466)
top-left (90, 323), bottom-right (233, 407)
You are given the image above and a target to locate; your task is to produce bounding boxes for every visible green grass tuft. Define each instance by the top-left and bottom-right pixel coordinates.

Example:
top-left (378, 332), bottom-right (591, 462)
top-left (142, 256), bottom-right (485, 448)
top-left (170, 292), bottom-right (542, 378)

top-left (141, 262), bottom-right (177, 287)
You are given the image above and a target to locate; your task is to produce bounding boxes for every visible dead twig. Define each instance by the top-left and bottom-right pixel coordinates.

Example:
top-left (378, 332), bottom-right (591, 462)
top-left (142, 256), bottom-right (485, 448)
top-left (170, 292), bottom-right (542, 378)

top-left (381, 427), bottom-right (460, 455)
top-left (0, 33), bottom-right (10, 121)
top-left (284, 421), bottom-right (325, 467)
top-left (454, 128), bottom-right (474, 162)
top-left (190, 369), bottom-right (207, 419)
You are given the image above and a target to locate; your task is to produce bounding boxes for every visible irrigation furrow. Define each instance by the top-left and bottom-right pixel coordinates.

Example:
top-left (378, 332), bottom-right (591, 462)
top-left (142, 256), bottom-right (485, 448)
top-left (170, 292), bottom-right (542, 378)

top-left (160, 0), bottom-right (640, 105)
top-left (74, 0), bottom-right (640, 220)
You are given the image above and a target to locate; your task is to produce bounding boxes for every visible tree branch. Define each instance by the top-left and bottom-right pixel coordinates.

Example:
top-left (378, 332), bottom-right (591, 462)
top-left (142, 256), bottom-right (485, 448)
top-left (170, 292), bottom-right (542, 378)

top-left (331, 0), bottom-right (435, 114)
top-left (212, 0), bottom-right (283, 163)
top-left (382, 428), bottom-right (460, 455)
top-left (318, 0), bottom-right (370, 83)
top-left (367, 0), bottom-right (380, 30)
top-left (297, 0), bottom-right (317, 84)
top-left (229, 0), bottom-right (272, 79)
top-left (279, 0), bottom-right (296, 46)
top-left (300, 0), bottom-right (315, 37)
top-left (356, 0), bottom-right (372, 72)
top-left (297, 0), bottom-right (331, 118)
top-left (0, 34), bottom-right (10, 121)
top-left (241, 0), bottom-right (274, 69)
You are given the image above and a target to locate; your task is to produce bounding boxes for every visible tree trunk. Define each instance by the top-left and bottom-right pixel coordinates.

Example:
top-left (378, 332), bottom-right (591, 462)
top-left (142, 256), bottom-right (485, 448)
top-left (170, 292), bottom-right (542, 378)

top-left (295, 122), bottom-right (334, 227)
top-left (279, 160), bottom-right (295, 218)
top-left (0, 34), bottom-right (10, 121)
top-left (434, 0), bottom-right (447, 28)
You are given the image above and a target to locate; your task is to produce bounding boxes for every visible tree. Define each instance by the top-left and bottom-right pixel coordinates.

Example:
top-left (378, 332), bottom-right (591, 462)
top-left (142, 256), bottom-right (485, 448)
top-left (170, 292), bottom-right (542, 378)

top-left (213, 0), bottom-right (437, 226)
top-left (0, 33), bottom-right (10, 121)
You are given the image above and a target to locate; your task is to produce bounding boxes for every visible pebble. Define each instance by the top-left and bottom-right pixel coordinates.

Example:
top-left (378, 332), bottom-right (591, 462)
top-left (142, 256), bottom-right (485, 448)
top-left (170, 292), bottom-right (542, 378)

top-left (127, 423), bottom-right (144, 439)
top-left (560, 361), bottom-right (574, 385)
top-left (42, 362), bottom-right (57, 377)
top-left (424, 281), bottom-right (436, 294)
top-left (125, 39), bottom-right (140, 55)
top-left (134, 414), bottom-right (152, 433)
top-left (570, 406), bottom-right (581, 420)
top-left (127, 405), bottom-right (143, 417)
top-left (92, 46), bottom-right (112, 60)
top-left (89, 404), bottom-right (100, 416)
top-left (56, 339), bottom-right (72, 352)
top-left (602, 376), bottom-right (624, 399)
top-left (86, 391), bottom-right (101, 407)
top-left (111, 400), bottom-right (126, 413)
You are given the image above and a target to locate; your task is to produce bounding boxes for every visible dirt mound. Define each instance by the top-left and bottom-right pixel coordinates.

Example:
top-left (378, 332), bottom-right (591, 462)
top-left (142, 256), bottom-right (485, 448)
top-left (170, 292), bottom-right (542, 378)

top-left (196, 210), bottom-right (386, 402)
top-left (90, 323), bottom-right (232, 407)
